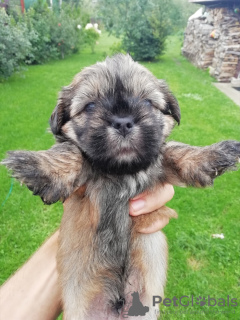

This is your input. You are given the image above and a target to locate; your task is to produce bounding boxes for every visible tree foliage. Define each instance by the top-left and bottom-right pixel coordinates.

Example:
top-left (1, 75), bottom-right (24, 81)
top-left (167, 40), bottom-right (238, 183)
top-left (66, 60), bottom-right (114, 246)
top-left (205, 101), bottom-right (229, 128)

top-left (99, 0), bottom-right (198, 61)
top-left (0, 8), bottom-right (32, 79)
top-left (99, 0), bottom-right (176, 60)
top-left (0, 1), bottom-right (86, 79)
top-left (84, 28), bottom-right (100, 54)
top-left (21, 0), bottom-right (85, 63)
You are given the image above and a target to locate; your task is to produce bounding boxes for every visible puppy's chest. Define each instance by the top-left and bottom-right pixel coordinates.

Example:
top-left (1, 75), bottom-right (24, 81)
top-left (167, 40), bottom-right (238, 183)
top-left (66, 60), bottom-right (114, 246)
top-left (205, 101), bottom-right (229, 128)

top-left (86, 169), bottom-right (160, 213)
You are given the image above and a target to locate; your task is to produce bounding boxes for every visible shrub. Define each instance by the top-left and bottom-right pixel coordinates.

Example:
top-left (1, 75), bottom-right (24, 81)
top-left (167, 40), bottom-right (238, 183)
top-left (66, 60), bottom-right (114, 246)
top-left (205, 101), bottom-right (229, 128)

top-left (99, 0), bottom-right (176, 61)
top-left (50, 5), bottom-right (84, 59)
top-left (122, 18), bottom-right (164, 61)
top-left (0, 2), bottom-right (86, 79)
top-left (84, 27), bottom-right (100, 54)
top-left (18, 0), bottom-right (84, 63)
top-left (0, 8), bottom-right (32, 79)
top-left (109, 41), bottom-right (126, 56)
top-left (23, 1), bottom-right (59, 64)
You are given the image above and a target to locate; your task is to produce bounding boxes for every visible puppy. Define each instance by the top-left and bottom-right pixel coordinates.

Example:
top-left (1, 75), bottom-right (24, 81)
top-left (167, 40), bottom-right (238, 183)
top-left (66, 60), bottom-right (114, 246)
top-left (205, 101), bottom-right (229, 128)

top-left (2, 54), bottom-right (240, 319)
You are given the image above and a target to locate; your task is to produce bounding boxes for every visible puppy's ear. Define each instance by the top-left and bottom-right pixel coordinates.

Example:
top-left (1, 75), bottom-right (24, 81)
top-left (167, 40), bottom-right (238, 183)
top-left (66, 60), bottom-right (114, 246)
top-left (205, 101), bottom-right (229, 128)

top-left (50, 87), bottom-right (72, 135)
top-left (158, 80), bottom-right (181, 125)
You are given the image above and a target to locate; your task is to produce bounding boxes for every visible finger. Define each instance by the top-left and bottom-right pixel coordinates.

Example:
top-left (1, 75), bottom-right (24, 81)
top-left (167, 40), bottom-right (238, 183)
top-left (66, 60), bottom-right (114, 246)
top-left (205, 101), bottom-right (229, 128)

top-left (138, 216), bottom-right (170, 234)
top-left (129, 183), bottom-right (174, 216)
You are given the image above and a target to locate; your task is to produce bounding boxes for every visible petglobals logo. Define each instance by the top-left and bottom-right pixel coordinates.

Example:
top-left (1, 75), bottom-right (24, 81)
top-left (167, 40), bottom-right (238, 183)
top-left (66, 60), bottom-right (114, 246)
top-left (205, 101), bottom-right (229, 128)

top-left (119, 291), bottom-right (150, 318)
top-left (152, 295), bottom-right (238, 308)
top-left (119, 293), bottom-right (238, 318)
top-left (127, 291), bottom-right (149, 316)
top-left (119, 291), bottom-right (156, 319)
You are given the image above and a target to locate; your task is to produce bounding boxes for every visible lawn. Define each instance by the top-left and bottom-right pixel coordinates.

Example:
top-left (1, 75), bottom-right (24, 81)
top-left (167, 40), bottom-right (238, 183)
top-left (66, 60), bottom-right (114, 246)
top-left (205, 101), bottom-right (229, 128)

top-left (0, 33), bottom-right (240, 320)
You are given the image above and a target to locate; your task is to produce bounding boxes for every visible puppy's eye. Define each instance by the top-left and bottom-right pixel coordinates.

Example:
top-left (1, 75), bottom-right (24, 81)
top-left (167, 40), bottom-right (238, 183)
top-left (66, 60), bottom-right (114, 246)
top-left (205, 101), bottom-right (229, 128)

top-left (144, 99), bottom-right (152, 107)
top-left (85, 103), bottom-right (96, 112)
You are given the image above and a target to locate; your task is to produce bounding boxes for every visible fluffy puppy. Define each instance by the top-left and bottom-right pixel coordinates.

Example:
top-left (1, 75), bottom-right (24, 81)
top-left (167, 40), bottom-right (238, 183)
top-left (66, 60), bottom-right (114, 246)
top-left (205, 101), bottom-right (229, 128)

top-left (2, 54), bottom-right (240, 320)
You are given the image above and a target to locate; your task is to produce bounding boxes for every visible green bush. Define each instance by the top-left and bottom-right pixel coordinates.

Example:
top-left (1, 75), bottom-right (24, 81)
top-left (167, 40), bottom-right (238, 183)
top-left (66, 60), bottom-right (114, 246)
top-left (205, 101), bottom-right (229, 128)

top-left (122, 18), bottom-right (165, 61)
top-left (109, 41), bottom-right (126, 56)
top-left (0, 1), bottom-right (86, 79)
top-left (84, 27), bottom-right (100, 53)
top-left (50, 5), bottom-right (84, 59)
top-left (99, 0), bottom-right (179, 61)
top-left (23, 2), bottom-right (59, 64)
top-left (0, 8), bottom-right (32, 79)
top-left (20, 1), bottom-right (84, 64)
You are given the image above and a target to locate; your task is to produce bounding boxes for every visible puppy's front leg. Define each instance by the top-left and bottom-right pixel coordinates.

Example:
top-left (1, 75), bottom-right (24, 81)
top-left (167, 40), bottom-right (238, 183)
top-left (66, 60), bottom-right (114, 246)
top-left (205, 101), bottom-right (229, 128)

top-left (2, 142), bottom-right (84, 204)
top-left (163, 140), bottom-right (240, 187)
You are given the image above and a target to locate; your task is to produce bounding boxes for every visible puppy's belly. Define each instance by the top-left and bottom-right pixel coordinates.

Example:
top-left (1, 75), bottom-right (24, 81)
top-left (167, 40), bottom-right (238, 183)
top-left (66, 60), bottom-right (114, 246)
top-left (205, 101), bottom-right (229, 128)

top-left (60, 194), bottom-right (168, 320)
top-left (86, 290), bottom-right (156, 320)
top-left (83, 231), bottom-right (167, 320)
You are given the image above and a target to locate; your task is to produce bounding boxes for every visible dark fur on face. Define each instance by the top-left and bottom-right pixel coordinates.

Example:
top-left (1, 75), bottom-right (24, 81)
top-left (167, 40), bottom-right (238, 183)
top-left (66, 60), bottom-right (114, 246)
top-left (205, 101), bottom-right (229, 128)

top-left (50, 55), bottom-right (180, 175)
top-left (2, 54), bottom-right (240, 320)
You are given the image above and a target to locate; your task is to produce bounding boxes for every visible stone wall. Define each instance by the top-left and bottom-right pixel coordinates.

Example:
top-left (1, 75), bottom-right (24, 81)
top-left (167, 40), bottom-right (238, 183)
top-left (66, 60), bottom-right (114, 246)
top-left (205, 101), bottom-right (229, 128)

top-left (182, 7), bottom-right (240, 82)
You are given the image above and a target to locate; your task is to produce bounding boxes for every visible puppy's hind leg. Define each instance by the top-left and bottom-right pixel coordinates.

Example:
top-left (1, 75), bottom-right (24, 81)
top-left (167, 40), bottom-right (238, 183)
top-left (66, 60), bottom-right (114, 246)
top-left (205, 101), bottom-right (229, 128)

top-left (127, 231), bottom-right (169, 320)
top-left (126, 206), bottom-right (178, 319)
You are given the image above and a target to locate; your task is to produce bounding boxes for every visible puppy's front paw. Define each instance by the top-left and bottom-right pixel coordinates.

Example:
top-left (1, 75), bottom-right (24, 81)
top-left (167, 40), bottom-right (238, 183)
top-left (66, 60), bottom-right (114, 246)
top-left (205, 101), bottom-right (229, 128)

top-left (211, 140), bottom-right (240, 176)
top-left (2, 151), bottom-right (64, 204)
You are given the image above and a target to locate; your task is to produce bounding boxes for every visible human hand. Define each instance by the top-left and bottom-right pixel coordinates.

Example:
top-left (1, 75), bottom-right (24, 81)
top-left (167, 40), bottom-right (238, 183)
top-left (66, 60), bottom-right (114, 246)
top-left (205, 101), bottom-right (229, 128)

top-left (129, 184), bottom-right (174, 234)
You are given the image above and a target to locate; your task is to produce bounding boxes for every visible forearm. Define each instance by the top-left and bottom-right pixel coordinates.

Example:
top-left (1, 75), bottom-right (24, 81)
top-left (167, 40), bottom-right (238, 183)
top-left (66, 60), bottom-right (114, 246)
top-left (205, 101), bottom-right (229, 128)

top-left (163, 140), bottom-right (240, 187)
top-left (2, 142), bottom-right (84, 204)
top-left (0, 230), bottom-right (62, 320)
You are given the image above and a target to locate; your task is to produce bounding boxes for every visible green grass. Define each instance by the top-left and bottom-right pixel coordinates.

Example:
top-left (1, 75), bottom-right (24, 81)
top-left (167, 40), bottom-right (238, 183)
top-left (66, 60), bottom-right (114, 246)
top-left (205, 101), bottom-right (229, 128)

top-left (0, 34), bottom-right (240, 320)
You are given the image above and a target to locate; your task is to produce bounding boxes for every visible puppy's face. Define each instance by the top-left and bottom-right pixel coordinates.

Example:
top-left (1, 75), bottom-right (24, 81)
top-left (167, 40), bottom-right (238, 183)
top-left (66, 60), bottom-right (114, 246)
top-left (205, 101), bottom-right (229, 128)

top-left (50, 55), bottom-right (180, 175)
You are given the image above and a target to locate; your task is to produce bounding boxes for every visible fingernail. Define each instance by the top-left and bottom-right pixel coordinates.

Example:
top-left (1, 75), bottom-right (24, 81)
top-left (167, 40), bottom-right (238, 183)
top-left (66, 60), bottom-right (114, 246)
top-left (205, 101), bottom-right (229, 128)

top-left (130, 199), bottom-right (145, 213)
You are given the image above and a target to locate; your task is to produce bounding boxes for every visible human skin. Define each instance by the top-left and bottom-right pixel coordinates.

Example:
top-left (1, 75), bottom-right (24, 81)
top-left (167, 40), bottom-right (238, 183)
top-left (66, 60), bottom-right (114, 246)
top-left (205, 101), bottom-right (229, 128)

top-left (0, 184), bottom-right (174, 320)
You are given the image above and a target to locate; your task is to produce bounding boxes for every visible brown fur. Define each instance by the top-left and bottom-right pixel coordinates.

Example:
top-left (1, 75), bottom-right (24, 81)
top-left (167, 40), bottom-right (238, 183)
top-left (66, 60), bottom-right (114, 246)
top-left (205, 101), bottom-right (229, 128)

top-left (2, 54), bottom-right (240, 319)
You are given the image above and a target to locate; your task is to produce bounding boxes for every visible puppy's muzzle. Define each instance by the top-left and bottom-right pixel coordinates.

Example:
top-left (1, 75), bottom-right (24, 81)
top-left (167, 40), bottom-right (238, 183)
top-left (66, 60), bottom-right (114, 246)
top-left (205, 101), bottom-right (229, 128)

top-left (111, 115), bottom-right (134, 137)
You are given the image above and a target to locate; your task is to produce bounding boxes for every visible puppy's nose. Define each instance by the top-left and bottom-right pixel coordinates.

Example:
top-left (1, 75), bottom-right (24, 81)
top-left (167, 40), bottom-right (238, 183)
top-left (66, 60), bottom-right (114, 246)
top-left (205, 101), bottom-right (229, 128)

top-left (111, 116), bottom-right (134, 137)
